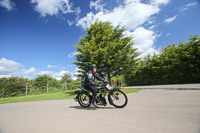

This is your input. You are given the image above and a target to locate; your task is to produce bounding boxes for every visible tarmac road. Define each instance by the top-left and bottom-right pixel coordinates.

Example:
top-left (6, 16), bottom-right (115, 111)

top-left (0, 89), bottom-right (200, 133)
top-left (122, 83), bottom-right (200, 90)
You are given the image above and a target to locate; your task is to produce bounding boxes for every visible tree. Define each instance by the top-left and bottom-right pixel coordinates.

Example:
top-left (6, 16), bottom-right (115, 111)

top-left (60, 73), bottom-right (72, 84)
top-left (73, 21), bottom-right (140, 81)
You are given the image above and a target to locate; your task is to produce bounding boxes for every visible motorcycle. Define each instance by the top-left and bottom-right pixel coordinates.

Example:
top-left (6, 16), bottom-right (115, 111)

top-left (74, 80), bottom-right (128, 108)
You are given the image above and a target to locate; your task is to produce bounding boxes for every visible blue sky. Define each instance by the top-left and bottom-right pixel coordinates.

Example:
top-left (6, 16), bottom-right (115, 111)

top-left (0, 0), bottom-right (200, 80)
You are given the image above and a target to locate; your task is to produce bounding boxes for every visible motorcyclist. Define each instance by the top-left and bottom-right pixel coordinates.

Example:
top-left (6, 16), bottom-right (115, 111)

top-left (84, 64), bottom-right (106, 107)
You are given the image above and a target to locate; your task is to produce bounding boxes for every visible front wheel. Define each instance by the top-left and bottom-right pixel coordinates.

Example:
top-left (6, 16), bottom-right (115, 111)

top-left (77, 92), bottom-right (92, 108)
top-left (108, 89), bottom-right (128, 108)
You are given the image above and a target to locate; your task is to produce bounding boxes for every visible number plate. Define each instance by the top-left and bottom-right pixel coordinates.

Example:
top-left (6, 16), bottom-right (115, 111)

top-left (106, 84), bottom-right (112, 90)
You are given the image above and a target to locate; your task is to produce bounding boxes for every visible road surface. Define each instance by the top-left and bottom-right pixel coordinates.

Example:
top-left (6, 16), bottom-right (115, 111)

top-left (122, 83), bottom-right (200, 90)
top-left (0, 89), bottom-right (200, 133)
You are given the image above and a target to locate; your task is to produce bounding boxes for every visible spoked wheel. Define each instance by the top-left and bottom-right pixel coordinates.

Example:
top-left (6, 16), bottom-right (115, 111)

top-left (109, 89), bottom-right (128, 108)
top-left (77, 92), bottom-right (92, 108)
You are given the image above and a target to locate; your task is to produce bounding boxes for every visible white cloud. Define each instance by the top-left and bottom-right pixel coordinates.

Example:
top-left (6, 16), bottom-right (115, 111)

top-left (54, 70), bottom-right (71, 80)
top-left (150, 0), bottom-right (170, 6)
top-left (181, 2), bottom-right (197, 11)
top-left (47, 65), bottom-right (57, 68)
top-left (147, 20), bottom-right (155, 25)
top-left (31, 0), bottom-right (74, 17)
top-left (0, 58), bottom-right (38, 79)
top-left (186, 2), bottom-right (197, 7)
top-left (0, 74), bottom-right (12, 78)
top-left (0, 58), bottom-right (75, 80)
top-left (47, 65), bottom-right (69, 70)
top-left (22, 67), bottom-right (37, 79)
top-left (148, 25), bottom-right (157, 30)
top-left (23, 67), bottom-right (37, 76)
top-left (77, 1), bottom-right (161, 30)
top-left (0, 58), bottom-right (23, 75)
top-left (164, 15), bottom-right (177, 24)
top-left (0, 0), bottom-right (15, 11)
top-left (38, 70), bottom-right (52, 75)
top-left (67, 65), bottom-right (72, 67)
top-left (68, 51), bottom-right (80, 58)
top-left (75, 7), bottom-right (81, 15)
top-left (166, 33), bottom-right (170, 36)
top-left (38, 70), bottom-right (71, 80)
top-left (67, 20), bottom-right (73, 26)
top-left (61, 67), bottom-right (67, 69)
top-left (74, 7), bottom-right (81, 22)
top-left (130, 27), bottom-right (160, 57)
top-left (90, 0), bottom-right (105, 11)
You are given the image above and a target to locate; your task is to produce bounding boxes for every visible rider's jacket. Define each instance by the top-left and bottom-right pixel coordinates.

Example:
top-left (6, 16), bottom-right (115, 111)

top-left (84, 70), bottom-right (104, 86)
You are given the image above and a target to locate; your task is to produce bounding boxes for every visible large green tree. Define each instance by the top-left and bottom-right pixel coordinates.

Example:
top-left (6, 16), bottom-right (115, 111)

top-left (73, 21), bottom-right (139, 81)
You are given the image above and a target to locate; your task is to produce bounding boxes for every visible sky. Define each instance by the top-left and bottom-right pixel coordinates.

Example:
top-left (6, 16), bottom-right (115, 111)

top-left (0, 0), bottom-right (200, 80)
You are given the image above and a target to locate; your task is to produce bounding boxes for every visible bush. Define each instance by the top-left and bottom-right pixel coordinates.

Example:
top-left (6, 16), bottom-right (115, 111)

top-left (33, 75), bottom-right (62, 91)
top-left (67, 80), bottom-right (82, 90)
top-left (0, 77), bottom-right (28, 97)
top-left (111, 75), bottom-right (126, 87)
top-left (48, 87), bottom-right (63, 93)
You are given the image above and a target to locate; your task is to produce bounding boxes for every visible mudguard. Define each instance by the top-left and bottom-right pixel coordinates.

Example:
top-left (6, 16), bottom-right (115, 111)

top-left (74, 88), bottom-right (91, 101)
top-left (108, 87), bottom-right (121, 105)
top-left (112, 87), bottom-right (121, 91)
top-left (74, 88), bottom-right (83, 94)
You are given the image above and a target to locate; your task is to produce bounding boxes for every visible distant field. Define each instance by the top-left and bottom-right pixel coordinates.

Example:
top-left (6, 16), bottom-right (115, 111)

top-left (0, 88), bottom-right (139, 104)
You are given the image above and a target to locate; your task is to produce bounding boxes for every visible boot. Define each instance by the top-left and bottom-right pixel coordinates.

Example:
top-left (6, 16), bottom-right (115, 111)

top-left (92, 96), bottom-right (98, 107)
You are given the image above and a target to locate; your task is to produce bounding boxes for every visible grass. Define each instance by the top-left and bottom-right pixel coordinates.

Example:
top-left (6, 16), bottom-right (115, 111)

top-left (121, 88), bottom-right (139, 94)
top-left (0, 88), bottom-right (139, 104)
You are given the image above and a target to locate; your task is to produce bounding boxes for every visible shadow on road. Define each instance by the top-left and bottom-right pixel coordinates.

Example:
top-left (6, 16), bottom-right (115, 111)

top-left (69, 106), bottom-right (118, 110)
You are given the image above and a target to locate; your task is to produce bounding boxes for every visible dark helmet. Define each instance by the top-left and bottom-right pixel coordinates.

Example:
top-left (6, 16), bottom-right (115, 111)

top-left (90, 64), bottom-right (96, 70)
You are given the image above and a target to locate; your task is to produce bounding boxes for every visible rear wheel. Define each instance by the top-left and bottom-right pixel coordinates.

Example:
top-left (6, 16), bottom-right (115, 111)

top-left (109, 89), bottom-right (128, 108)
top-left (77, 92), bottom-right (92, 107)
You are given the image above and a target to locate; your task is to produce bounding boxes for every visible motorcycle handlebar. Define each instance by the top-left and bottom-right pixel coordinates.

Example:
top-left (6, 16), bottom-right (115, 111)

top-left (99, 81), bottom-right (108, 84)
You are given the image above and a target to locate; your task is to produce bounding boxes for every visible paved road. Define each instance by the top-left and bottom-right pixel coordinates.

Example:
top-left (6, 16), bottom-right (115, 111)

top-left (122, 84), bottom-right (200, 90)
top-left (0, 90), bottom-right (200, 133)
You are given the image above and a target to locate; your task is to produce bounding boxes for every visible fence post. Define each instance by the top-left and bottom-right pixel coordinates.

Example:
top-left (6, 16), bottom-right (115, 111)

top-left (47, 81), bottom-right (48, 94)
top-left (66, 81), bottom-right (67, 91)
top-left (26, 83), bottom-right (28, 96)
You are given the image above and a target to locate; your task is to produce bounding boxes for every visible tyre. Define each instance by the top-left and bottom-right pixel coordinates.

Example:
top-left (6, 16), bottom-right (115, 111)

top-left (77, 92), bottom-right (92, 108)
top-left (109, 89), bottom-right (128, 108)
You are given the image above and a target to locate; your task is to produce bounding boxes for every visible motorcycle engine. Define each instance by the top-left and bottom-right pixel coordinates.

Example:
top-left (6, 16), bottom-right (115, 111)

top-left (97, 94), bottom-right (107, 106)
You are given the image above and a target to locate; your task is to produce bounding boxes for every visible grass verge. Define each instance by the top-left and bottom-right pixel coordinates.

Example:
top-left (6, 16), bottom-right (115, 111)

top-left (0, 88), bottom-right (139, 104)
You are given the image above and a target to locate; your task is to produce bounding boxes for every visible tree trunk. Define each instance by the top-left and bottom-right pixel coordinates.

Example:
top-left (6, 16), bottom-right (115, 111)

top-left (107, 68), bottom-right (111, 84)
top-left (66, 81), bottom-right (67, 92)
top-left (26, 83), bottom-right (28, 96)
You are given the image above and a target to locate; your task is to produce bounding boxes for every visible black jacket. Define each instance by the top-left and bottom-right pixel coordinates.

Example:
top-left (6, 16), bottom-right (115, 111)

top-left (85, 70), bottom-right (104, 86)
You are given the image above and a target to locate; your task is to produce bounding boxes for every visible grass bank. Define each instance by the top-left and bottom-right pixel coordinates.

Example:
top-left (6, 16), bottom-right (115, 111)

top-left (0, 88), bottom-right (139, 104)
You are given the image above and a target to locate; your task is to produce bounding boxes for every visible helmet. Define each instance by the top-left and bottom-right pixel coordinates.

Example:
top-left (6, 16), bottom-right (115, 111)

top-left (90, 64), bottom-right (96, 70)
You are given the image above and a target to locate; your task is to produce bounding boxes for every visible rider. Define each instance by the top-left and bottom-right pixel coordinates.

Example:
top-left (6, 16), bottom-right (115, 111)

top-left (84, 64), bottom-right (106, 107)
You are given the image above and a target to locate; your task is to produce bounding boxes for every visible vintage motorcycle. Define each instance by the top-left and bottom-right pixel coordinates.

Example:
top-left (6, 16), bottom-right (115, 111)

top-left (74, 80), bottom-right (128, 108)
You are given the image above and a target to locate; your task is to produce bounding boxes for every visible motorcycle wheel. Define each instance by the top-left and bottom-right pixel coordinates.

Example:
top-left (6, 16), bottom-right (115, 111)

top-left (77, 92), bottom-right (92, 108)
top-left (109, 89), bottom-right (128, 108)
